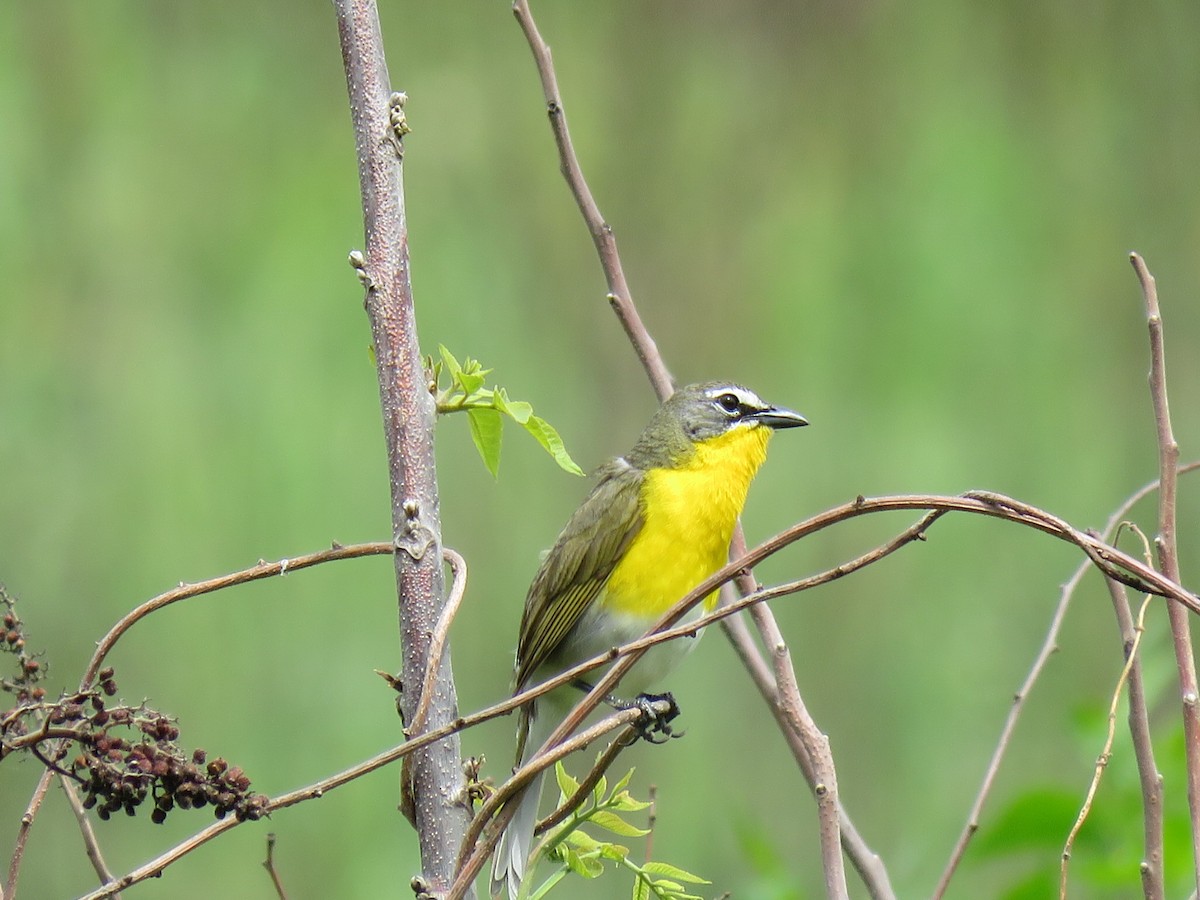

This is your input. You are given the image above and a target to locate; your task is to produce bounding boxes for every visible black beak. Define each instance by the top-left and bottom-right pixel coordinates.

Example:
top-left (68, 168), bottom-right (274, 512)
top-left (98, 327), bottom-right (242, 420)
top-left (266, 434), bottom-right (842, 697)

top-left (751, 406), bottom-right (808, 429)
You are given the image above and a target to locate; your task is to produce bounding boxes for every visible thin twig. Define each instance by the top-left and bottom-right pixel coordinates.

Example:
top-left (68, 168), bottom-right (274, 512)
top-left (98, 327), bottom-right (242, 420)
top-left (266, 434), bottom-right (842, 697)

top-left (448, 707), bottom-right (653, 900)
top-left (1131, 250), bottom-right (1200, 892)
top-left (510, 0), bottom-right (673, 399)
top-left (83, 542), bottom-right (393, 691)
top-left (262, 833), bottom-right (288, 900)
top-left (1061, 590), bottom-right (1154, 898)
top-left (534, 727), bottom-right (638, 837)
top-left (5, 541), bottom-right (393, 900)
top-left (933, 466), bottom-right (1200, 897)
top-left (771, 640), bottom-right (849, 899)
top-left (450, 492), bottom-right (1198, 894)
top-left (512, 1), bottom-right (891, 896)
top-left (69, 490), bottom-right (1197, 898)
top-left (729, 530), bottom-right (899, 900)
top-left (407, 547), bottom-right (468, 736)
top-left (1100, 525), bottom-right (1163, 900)
top-left (58, 776), bottom-right (120, 900)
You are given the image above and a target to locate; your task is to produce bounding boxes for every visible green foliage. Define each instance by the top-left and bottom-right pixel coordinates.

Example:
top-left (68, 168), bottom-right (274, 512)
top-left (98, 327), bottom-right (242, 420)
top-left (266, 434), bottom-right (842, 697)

top-left (732, 820), bottom-right (807, 900)
top-left (432, 346), bottom-right (584, 479)
top-left (975, 707), bottom-right (1195, 898)
top-left (522, 763), bottom-right (710, 900)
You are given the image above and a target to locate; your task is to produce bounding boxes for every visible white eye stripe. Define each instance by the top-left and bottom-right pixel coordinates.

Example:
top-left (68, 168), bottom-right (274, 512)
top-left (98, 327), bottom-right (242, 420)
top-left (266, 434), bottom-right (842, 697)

top-left (704, 385), bottom-right (763, 411)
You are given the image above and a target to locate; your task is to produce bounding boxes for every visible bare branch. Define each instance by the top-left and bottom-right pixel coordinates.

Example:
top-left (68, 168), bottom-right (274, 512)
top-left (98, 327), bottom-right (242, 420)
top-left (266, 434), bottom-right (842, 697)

top-left (1060, 588), bottom-right (1154, 897)
top-left (66, 486), bottom-right (1198, 898)
top-left (84, 542), bottom-right (393, 691)
top-left (262, 833), bottom-right (289, 900)
top-left (448, 706), bottom-right (655, 900)
top-left (5, 542), bottom-right (393, 900)
top-left (728, 531), bottom-right (898, 899)
top-left (1131, 251), bottom-right (1200, 891)
top-left (335, 0), bottom-right (471, 891)
top-left (508, 1), bottom-right (889, 894)
top-left (534, 727), bottom-right (637, 837)
top-left (510, 0), bottom-right (672, 399)
top-left (1100, 544), bottom-right (1163, 900)
top-left (935, 467), bottom-right (1200, 896)
top-left (771, 640), bottom-right (849, 899)
top-left (450, 491), bottom-right (1197, 894)
top-left (59, 776), bottom-right (120, 899)
top-left (408, 547), bottom-right (469, 737)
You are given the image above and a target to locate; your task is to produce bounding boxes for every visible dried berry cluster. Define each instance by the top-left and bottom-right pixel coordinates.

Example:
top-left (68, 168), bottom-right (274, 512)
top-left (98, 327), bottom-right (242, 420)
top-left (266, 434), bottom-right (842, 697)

top-left (2, 587), bottom-right (267, 826)
top-left (1, 586), bottom-right (46, 707)
top-left (70, 670), bottom-right (269, 824)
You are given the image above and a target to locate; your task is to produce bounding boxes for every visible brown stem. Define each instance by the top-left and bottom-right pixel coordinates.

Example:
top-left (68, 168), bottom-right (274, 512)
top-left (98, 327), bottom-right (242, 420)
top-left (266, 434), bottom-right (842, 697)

top-left (728, 533), bottom-right (897, 899)
top-left (510, 0), bottom-right (673, 400)
top-left (1101, 569), bottom-right (1163, 900)
top-left (68, 488), bottom-right (1197, 898)
top-left (4, 542), bottom-right (393, 900)
top-left (509, 1), bottom-right (888, 895)
top-left (1131, 251), bottom-right (1200, 891)
top-left (934, 466), bottom-right (1200, 897)
top-left (59, 776), bottom-right (121, 899)
top-left (771, 640), bottom-right (849, 898)
top-left (534, 727), bottom-right (638, 836)
top-left (262, 833), bottom-right (289, 900)
top-left (335, 0), bottom-right (470, 893)
top-left (407, 548), bottom-right (469, 737)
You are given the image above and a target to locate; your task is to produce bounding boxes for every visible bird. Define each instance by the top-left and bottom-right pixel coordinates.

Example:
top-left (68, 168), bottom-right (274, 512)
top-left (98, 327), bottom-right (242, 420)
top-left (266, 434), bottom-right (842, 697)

top-left (490, 381), bottom-right (807, 899)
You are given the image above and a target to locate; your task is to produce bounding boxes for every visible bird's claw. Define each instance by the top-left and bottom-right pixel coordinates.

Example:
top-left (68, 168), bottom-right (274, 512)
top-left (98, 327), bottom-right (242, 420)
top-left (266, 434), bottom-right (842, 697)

top-left (628, 691), bottom-right (682, 744)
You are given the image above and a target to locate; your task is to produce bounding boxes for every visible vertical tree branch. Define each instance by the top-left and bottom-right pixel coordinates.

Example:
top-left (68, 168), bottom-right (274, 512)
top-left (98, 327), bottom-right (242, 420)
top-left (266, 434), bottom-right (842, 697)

top-left (728, 535), bottom-right (893, 899)
top-left (334, 2), bottom-right (471, 893)
top-left (1131, 251), bottom-right (1200, 891)
top-left (509, 3), bottom-right (884, 896)
top-left (511, 0), bottom-right (673, 399)
top-left (770, 641), bottom-right (850, 899)
top-left (1101, 572), bottom-right (1163, 900)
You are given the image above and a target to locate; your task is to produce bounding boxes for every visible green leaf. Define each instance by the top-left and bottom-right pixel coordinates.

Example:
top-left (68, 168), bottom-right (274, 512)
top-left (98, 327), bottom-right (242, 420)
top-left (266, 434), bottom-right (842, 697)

top-left (600, 842), bottom-right (630, 861)
top-left (437, 344), bottom-right (462, 380)
top-left (554, 761), bottom-right (580, 801)
top-left (610, 790), bottom-right (652, 812)
top-left (592, 772), bottom-right (608, 805)
top-left (631, 876), bottom-right (650, 900)
top-left (467, 407), bottom-right (503, 477)
top-left (563, 846), bottom-right (603, 879)
top-left (458, 369), bottom-right (488, 395)
top-left (642, 862), bottom-right (710, 884)
top-left (524, 415), bottom-right (584, 476)
top-left (494, 387), bottom-right (534, 424)
top-left (563, 829), bottom-right (602, 852)
top-left (587, 810), bottom-right (650, 837)
top-left (609, 768), bottom-right (635, 797)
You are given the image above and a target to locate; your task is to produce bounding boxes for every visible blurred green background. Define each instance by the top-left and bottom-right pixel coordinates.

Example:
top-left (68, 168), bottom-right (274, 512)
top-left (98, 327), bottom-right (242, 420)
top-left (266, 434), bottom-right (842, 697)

top-left (3, 2), bottom-right (1200, 898)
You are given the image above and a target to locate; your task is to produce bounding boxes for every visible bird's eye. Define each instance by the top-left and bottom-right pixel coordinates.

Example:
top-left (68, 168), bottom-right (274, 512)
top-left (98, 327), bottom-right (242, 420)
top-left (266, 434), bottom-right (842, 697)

top-left (716, 392), bottom-right (741, 414)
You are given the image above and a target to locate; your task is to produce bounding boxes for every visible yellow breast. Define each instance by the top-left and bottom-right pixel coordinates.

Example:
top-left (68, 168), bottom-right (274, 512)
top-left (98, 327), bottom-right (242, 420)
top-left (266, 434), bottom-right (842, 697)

top-left (603, 424), bottom-right (772, 618)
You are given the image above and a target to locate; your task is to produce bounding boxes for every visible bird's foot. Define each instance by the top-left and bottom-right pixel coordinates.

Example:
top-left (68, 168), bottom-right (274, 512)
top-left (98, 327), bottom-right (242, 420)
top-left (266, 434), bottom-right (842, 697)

top-left (623, 691), bottom-right (682, 744)
top-left (570, 681), bottom-right (683, 743)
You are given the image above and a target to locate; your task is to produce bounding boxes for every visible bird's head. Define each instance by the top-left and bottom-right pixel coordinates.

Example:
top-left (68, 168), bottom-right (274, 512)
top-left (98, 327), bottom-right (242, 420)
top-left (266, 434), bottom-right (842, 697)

top-left (628, 381), bottom-right (807, 469)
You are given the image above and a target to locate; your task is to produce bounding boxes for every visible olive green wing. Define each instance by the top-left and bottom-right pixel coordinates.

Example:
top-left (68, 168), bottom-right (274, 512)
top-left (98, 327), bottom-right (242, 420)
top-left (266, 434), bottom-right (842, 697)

top-left (514, 459), bottom-right (644, 692)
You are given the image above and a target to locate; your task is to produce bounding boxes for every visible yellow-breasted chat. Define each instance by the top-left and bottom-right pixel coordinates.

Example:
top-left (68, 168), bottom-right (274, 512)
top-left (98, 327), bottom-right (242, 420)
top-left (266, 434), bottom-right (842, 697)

top-left (491, 381), bottom-right (807, 899)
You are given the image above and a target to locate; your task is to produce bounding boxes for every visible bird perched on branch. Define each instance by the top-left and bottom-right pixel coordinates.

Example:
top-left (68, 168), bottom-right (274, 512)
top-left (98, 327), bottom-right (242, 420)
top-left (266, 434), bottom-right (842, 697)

top-left (491, 381), bottom-right (807, 899)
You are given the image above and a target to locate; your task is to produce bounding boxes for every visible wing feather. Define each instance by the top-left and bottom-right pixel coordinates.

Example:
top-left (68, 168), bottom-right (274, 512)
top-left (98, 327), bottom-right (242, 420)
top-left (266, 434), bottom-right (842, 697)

top-left (514, 459), bottom-right (643, 691)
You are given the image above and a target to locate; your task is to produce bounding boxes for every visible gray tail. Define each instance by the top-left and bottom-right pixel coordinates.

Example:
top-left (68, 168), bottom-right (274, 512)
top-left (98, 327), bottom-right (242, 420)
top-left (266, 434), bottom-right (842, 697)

top-left (489, 767), bottom-right (545, 899)
top-left (490, 706), bottom-right (552, 899)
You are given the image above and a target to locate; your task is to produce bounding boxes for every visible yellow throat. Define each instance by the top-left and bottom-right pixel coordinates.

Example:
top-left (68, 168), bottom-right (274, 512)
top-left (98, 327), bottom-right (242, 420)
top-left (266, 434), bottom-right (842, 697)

top-left (603, 424), bottom-right (772, 618)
